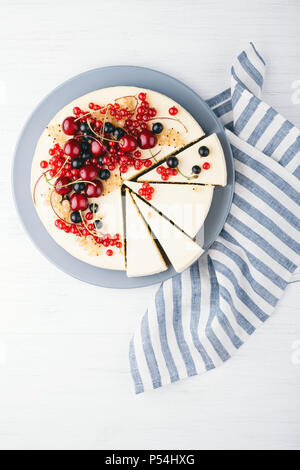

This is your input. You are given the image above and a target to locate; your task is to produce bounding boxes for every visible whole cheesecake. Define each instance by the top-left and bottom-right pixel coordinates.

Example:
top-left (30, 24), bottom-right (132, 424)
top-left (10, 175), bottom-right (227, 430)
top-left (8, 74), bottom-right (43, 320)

top-left (31, 86), bottom-right (226, 276)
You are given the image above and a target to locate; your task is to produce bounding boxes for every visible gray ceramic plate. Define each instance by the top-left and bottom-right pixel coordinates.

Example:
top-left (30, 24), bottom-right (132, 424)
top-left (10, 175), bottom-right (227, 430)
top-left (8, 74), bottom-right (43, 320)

top-left (12, 66), bottom-right (234, 289)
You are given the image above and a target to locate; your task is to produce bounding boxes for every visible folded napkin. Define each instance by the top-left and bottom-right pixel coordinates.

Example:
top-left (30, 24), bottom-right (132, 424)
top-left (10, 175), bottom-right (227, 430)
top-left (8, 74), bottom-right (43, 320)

top-left (129, 43), bottom-right (300, 393)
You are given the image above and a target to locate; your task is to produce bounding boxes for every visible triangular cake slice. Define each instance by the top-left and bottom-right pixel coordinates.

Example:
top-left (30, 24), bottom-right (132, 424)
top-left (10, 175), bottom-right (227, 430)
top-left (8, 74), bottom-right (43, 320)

top-left (132, 193), bottom-right (204, 273)
top-left (125, 190), bottom-right (167, 277)
top-left (137, 133), bottom-right (227, 186)
top-left (124, 181), bottom-right (214, 239)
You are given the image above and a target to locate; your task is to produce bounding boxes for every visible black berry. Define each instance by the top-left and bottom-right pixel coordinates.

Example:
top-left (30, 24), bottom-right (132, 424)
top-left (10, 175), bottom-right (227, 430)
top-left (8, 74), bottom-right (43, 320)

top-left (192, 165), bottom-right (201, 174)
top-left (82, 152), bottom-right (91, 161)
top-left (71, 158), bottom-right (84, 169)
top-left (94, 219), bottom-right (103, 230)
top-left (199, 145), bottom-right (209, 157)
top-left (73, 182), bottom-right (86, 193)
top-left (113, 127), bottom-right (125, 139)
top-left (79, 122), bottom-right (90, 133)
top-left (152, 122), bottom-right (163, 134)
top-left (167, 156), bottom-right (179, 168)
top-left (103, 122), bottom-right (114, 133)
top-left (89, 203), bottom-right (99, 214)
top-left (99, 169), bottom-right (110, 180)
top-left (70, 211), bottom-right (82, 223)
top-left (81, 141), bottom-right (90, 152)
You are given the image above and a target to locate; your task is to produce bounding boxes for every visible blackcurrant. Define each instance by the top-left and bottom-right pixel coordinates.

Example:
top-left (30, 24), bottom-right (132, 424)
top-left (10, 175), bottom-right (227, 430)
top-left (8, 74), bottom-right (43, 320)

top-left (94, 219), bottom-right (103, 229)
top-left (71, 158), bottom-right (84, 169)
top-left (113, 127), bottom-right (125, 139)
top-left (79, 122), bottom-right (90, 133)
top-left (70, 211), bottom-right (82, 223)
top-left (82, 152), bottom-right (91, 161)
top-left (103, 122), bottom-right (114, 133)
top-left (81, 141), bottom-right (90, 152)
top-left (199, 146), bottom-right (209, 157)
top-left (192, 165), bottom-right (201, 174)
top-left (89, 203), bottom-right (99, 214)
top-left (99, 169), bottom-right (110, 180)
top-left (73, 182), bottom-right (86, 193)
top-left (167, 156), bottom-right (179, 168)
top-left (152, 122), bottom-right (163, 134)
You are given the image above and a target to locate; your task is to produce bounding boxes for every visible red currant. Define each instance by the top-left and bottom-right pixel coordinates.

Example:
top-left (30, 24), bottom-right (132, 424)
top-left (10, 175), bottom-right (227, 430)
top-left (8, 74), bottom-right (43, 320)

top-left (169, 106), bottom-right (178, 115)
top-left (202, 162), bottom-right (211, 170)
top-left (40, 160), bottom-right (48, 169)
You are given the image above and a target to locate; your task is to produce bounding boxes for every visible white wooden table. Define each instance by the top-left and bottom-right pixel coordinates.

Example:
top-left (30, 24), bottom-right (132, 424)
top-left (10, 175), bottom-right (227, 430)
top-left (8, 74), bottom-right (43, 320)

top-left (0, 0), bottom-right (299, 450)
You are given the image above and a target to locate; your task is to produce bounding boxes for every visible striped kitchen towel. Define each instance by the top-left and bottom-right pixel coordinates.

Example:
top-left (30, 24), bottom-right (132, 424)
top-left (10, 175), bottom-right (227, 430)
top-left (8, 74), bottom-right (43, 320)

top-left (129, 43), bottom-right (300, 393)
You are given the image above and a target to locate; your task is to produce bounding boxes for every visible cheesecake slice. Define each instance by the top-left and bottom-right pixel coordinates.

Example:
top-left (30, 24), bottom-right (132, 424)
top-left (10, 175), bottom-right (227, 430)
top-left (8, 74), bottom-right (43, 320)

top-left (124, 181), bottom-right (214, 238)
top-left (125, 190), bottom-right (167, 277)
top-left (137, 133), bottom-right (227, 186)
top-left (132, 193), bottom-right (204, 273)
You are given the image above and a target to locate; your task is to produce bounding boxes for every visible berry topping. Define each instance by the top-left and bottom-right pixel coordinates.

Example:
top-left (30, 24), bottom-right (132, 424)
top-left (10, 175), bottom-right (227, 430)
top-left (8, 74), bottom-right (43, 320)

top-left (79, 165), bottom-right (98, 181)
top-left (89, 203), bottom-right (99, 213)
top-left (40, 160), bottom-right (48, 169)
top-left (103, 122), bottom-right (115, 134)
top-left (169, 106), bottom-right (178, 116)
top-left (85, 180), bottom-right (103, 198)
top-left (64, 139), bottom-right (81, 158)
top-left (73, 182), bottom-right (86, 193)
top-left (70, 193), bottom-right (88, 211)
top-left (192, 165), bottom-right (201, 174)
top-left (79, 122), bottom-right (92, 134)
top-left (90, 139), bottom-right (105, 157)
top-left (113, 127), bottom-right (125, 139)
top-left (119, 135), bottom-right (138, 152)
top-left (199, 146), bottom-right (209, 157)
top-left (137, 130), bottom-right (157, 150)
top-left (70, 211), bottom-right (82, 224)
top-left (106, 249), bottom-right (113, 256)
top-left (71, 158), bottom-right (84, 169)
top-left (166, 156), bottom-right (179, 168)
top-left (138, 92), bottom-right (147, 101)
top-left (99, 169), bottom-right (111, 180)
top-left (138, 182), bottom-right (155, 200)
top-left (62, 116), bottom-right (80, 136)
top-left (152, 122), bottom-right (164, 134)
top-left (54, 176), bottom-right (71, 195)
top-left (94, 219), bottom-right (103, 230)
top-left (202, 162), bottom-right (211, 170)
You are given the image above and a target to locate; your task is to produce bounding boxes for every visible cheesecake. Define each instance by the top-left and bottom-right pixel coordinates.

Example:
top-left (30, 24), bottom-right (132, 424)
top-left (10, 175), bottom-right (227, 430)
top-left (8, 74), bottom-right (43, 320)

top-left (131, 193), bottom-right (204, 273)
top-left (31, 85), bottom-right (226, 277)
top-left (125, 190), bottom-right (167, 277)
top-left (137, 133), bottom-right (227, 186)
top-left (124, 181), bottom-right (214, 238)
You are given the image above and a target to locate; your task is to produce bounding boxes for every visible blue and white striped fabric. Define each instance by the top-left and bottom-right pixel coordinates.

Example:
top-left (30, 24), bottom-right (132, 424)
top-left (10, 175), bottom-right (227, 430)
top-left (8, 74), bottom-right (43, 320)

top-left (129, 43), bottom-right (300, 394)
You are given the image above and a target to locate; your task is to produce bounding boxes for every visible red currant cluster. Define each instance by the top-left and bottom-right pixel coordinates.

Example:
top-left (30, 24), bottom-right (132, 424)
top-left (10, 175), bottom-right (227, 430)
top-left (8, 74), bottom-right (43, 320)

top-left (46, 144), bottom-right (80, 179)
top-left (54, 217), bottom-right (122, 256)
top-left (156, 165), bottom-right (178, 181)
top-left (138, 182), bottom-right (155, 200)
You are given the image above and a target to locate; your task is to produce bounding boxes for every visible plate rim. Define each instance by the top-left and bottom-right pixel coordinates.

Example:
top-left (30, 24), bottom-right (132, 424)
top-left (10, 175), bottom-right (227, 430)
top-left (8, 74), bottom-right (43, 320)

top-left (12, 65), bottom-right (234, 289)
